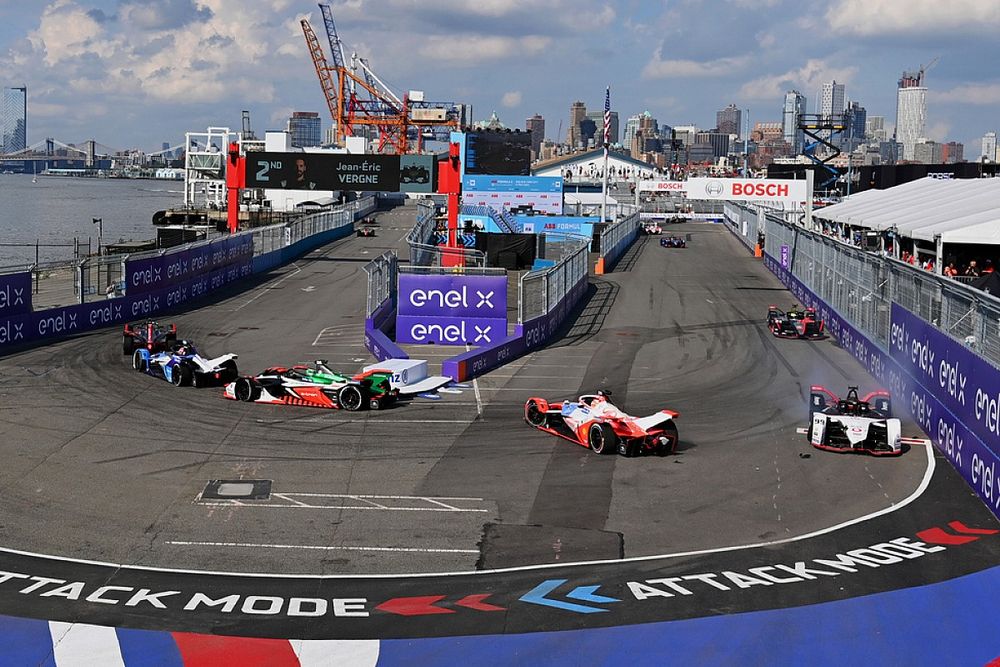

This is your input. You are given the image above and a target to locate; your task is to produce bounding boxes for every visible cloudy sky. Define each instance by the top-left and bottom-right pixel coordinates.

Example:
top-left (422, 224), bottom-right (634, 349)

top-left (1, 0), bottom-right (998, 154)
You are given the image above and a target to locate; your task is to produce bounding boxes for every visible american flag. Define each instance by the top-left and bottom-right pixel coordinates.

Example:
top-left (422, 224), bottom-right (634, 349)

top-left (603, 86), bottom-right (611, 156)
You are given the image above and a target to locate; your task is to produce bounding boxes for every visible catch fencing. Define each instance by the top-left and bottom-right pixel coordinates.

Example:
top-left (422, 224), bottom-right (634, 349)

top-left (406, 201), bottom-right (487, 268)
top-left (0, 197), bottom-right (375, 311)
top-left (762, 210), bottom-right (1000, 370)
top-left (596, 209), bottom-right (641, 272)
top-left (363, 251), bottom-right (398, 319)
top-left (519, 233), bottom-right (591, 324)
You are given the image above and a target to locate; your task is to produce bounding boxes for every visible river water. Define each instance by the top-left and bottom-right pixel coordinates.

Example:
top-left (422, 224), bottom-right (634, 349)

top-left (0, 174), bottom-right (182, 266)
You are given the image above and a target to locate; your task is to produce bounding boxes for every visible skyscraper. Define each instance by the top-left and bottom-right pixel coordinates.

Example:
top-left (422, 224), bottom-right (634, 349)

top-left (866, 116), bottom-right (887, 142)
top-left (982, 132), bottom-right (997, 162)
top-left (1, 86), bottom-right (27, 154)
top-left (844, 101), bottom-right (866, 151)
top-left (819, 81), bottom-right (845, 119)
top-left (895, 69), bottom-right (927, 161)
top-left (623, 114), bottom-right (641, 155)
top-left (782, 90), bottom-right (806, 154)
top-left (568, 101), bottom-right (586, 148)
top-left (287, 111), bottom-right (322, 147)
top-left (585, 110), bottom-right (619, 145)
top-left (525, 114), bottom-right (545, 158)
top-left (716, 104), bottom-right (742, 138)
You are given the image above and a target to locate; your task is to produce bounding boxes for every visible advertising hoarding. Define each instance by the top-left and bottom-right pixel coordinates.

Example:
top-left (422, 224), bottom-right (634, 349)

top-left (245, 152), bottom-right (436, 193)
top-left (0, 272), bottom-right (32, 317)
top-left (462, 176), bottom-right (562, 193)
top-left (396, 274), bottom-right (507, 345)
top-left (637, 180), bottom-right (687, 193)
top-left (684, 178), bottom-right (808, 203)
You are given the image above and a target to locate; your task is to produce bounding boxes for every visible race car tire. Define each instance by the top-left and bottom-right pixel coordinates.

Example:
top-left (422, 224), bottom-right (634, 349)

top-left (165, 332), bottom-right (177, 346)
top-left (338, 385), bottom-right (365, 412)
top-left (171, 364), bottom-right (192, 387)
top-left (122, 336), bottom-right (135, 355)
top-left (659, 423), bottom-right (679, 455)
top-left (192, 371), bottom-right (205, 388)
top-left (131, 349), bottom-right (146, 372)
top-left (524, 400), bottom-right (548, 427)
top-left (588, 422), bottom-right (617, 455)
top-left (234, 377), bottom-right (260, 402)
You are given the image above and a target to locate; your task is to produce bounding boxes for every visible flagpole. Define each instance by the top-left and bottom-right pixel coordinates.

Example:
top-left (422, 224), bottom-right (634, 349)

top-left (601, 86), bottom-right (610, 224)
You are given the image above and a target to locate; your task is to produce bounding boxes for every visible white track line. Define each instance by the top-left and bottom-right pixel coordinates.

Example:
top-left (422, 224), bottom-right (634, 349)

top-left (167, 541), bottom-right (479, 554)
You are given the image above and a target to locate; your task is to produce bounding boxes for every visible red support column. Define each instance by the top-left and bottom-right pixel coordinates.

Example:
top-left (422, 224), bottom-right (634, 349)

top-left (436, 141), bottom-right (463, 267)
top-left (225, 141), bottom-right (245, 234)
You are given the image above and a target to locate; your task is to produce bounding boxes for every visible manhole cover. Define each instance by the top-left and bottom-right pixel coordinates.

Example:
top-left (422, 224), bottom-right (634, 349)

top-left (201, 479), bottom-right (272, 500)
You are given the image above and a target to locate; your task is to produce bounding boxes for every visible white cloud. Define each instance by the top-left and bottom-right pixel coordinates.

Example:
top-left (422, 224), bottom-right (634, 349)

top-left (825, 0), bottom-right (1000, 35)
top-left (501, 91), bottom-right (522, 108)
top-left (738, 59), bottom-right (858, 100)
top-left (934, 83), bottom-right (1000, 105)
top-left (420, 35), bottom-right (550, 64)
top-left (642, 48), bottom-right (749, 79)
top-left (924, 121), bottom-right (951, 142)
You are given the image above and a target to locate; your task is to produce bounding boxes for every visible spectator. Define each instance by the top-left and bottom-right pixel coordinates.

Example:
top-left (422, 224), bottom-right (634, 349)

top-left (966, 260), bottom-right (981, 277)
top-left (943, 262), bottom-right (958, 278)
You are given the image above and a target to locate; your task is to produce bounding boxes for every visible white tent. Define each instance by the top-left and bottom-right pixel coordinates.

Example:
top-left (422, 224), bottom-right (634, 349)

top-left (815, 177), bottom-right (1000, 245)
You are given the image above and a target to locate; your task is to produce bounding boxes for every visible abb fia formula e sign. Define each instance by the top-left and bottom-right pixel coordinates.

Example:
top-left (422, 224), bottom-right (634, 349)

top-left (396, 274), bottom-right (508, 345)
top-left (684, 177), bottom-right (807, 204)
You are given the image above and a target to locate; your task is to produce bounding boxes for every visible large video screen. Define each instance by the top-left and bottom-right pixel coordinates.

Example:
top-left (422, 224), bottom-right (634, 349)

top-left (464, 131), bottom-right (531, 176)
top-left (244, 152), bottom-right (435, 193)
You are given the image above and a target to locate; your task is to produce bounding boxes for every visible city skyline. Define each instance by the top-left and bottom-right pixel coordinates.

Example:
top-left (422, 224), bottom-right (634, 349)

top-left (0, 1), bottom-right (998, 153)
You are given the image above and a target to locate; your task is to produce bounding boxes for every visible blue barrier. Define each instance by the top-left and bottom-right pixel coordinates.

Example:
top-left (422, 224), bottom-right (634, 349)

top-left (365, 297), bottom-right (407, 361)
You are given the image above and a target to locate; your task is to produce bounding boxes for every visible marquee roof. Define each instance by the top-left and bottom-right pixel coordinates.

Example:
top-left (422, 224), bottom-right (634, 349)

top-left (814, 177), bottom-right (1000, 245)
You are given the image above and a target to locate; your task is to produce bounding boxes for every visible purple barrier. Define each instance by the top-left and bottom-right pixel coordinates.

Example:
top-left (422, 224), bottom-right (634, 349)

top-left (0, 272), bottom-right (31, 317)
top-left (442, 274), bottom-right (587, 382)
top-left (396, 273), bottom-right (508, 345)
top-left (763, 252), bottom-right (1000, 519)
top-left (125, 234), bottom-right (255, 296)
top-left (365, 298), bottom-right (407, 362)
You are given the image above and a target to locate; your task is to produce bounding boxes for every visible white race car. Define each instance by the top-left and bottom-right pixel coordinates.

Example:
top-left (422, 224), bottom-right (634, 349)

top-left (797, 385), bottom-right (927, 456)
top-left (642, 222), bottom-right (663, 235)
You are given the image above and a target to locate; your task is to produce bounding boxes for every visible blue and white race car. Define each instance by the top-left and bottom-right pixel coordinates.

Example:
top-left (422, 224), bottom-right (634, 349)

top-left (132, 340), bottom-right (238, 388)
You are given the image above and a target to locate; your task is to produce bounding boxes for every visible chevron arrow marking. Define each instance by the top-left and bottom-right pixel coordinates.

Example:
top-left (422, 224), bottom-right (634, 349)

top-left (375, 595), bottom-right (454, 616)
top-left (566, 585), bottom-right (620, 605)
top-left (917, 521), bottom-right (999, 546)
top-left (455, 594), bottom-right (505, 612)
top-left (519, 579), bottom-right (617, 614)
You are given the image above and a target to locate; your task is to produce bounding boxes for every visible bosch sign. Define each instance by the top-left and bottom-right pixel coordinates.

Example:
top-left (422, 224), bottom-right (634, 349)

top-left (396, 274), bottom-right (507, 345)
top-left (685, 177), bottom-right (807, 203)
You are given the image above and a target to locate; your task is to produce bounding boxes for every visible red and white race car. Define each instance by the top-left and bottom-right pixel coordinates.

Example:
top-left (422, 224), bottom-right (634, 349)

top-left (524, 390), bottom-right (679, 456)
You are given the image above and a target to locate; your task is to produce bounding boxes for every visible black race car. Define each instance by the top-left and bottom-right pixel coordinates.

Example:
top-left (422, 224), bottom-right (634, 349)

top-left (123, 320), bottom-right (177, 355)
top-left (767, 304), bottom-right (825, 339)
top-left (660, 236), bottom-right (687, 248)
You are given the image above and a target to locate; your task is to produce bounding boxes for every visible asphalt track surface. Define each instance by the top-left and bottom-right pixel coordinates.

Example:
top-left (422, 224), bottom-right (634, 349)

top-left (0, 213), bottom-right (998, 661)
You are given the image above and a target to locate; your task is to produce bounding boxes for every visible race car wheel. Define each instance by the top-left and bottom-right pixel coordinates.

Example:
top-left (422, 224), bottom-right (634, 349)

top-left (122, 336), bottom-right (135, 355)
top-left (192, 371), bottom-right (205, 388)
top-left (524, 400), bottom-right (548, 427)
top-left (338, 385), bottom-right (365, 412)
top-left (165, 332), bottom-right (177, 346)
top-left (131, 349), bottom-right (146, 372)
top-left (588, 423), bottom-right (617, 455)
top-left (658, 423), bottom-right (679, 455)
top-left (234, 377), bottom-right (260, 402)
top-left (171, 364), bottom-right (192, 387)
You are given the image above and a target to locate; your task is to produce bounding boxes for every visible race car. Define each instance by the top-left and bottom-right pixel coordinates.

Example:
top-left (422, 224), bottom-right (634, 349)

top-left (524, 390), bottom-right (678, 457)
top-left (642, 222), bottom-right (662, 235)
top-left (767, 304), bottom-right (825, 339)
top-left (796, 385), bottom-right (928, 456)
top-left (225, 361), bottom-right (397, 411)
top-left (122, 319), bottom-right (176, 355)
top-left (660, 236), bottom-right (686, 248)
top-left (132, 341), bottom-right (239, 388)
